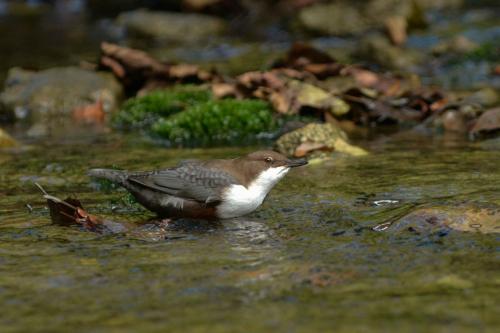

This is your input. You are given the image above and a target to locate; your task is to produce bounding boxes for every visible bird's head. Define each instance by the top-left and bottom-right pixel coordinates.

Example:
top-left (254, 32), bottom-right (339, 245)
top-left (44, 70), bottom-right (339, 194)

top-left (235, 150), bottom-right (307, 188)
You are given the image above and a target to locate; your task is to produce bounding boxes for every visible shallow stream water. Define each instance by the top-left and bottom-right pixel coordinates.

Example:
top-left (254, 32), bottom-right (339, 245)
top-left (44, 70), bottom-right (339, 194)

top-left (1, 132), bottom-right (498, 332)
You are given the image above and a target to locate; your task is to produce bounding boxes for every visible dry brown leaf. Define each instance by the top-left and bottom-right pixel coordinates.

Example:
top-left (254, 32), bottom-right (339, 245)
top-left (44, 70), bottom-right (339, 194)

top-left (294, 141), bottom-right (330, 157)
top-left (100, 56), bottom-right (126, 78)
top-left (72, 100), bottom-right (105, 125)
top-left (430, 98), bottom-right (448, 112)
top-left (211, 82), bottom-right (238, 98)
top-left (36, 184), bottom-right (130, 234)
top-left (385, 16), bottom-right (407, 46)
top-left (494, 65), bottom-right (500, 76)
top-left (270, 90), bottom-right (292, 114)
top-left (0, 128), bottom-right (18, 148)
top-left (100, 42), bottom-right (168, 74)
top-left (349, 68), bottom-right (379, 87)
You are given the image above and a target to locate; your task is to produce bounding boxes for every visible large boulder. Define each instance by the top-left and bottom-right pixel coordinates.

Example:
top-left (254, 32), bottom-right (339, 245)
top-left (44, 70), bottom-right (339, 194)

top-left (0, 67), bottom-right (123, 125)
top-left (116, 9), bottom-right (225, 43)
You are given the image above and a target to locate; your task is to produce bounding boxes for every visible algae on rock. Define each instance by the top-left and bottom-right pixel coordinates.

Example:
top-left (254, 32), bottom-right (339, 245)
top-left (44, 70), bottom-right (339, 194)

top-left (276, 123), bottom-right (368, 158)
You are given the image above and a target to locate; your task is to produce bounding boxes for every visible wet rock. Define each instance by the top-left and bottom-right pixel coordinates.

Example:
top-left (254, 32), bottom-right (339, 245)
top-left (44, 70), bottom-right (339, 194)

top-left (388, 205), bottom-right (500, 234)
top-left (432, 35), bottom-right (479, 55)
top-left (117, 9), bottom-right (225, 43)
top-left (441, 110), bottom-right (468, 133)
top-left (298, 0), bottom-right (423, 36)
top-left (0, 67), bottom-right (123, 123)
top-left (275, 123), bottom-right (368, 158)
top-left (0, 128), bottom-right (18, 148)
top-left (357, 33), bottom-right (421, 70)
top-left (435, 103), bottom-right (483, 134)
top-left (464, 88), bottom-right (499, 107)
top-left (288, 80), bottom-right (350, 117)
top-left (298, 2), bottom-right (369, 35)
top-left (384, 16), bottom-right (407, 46)
top-left (471, 107), bottom-right (500, 138)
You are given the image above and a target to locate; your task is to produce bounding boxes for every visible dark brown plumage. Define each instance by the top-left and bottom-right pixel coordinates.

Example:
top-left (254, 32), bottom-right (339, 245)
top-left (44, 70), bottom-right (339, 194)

top-left (89, 150), bottom-right (307, 219)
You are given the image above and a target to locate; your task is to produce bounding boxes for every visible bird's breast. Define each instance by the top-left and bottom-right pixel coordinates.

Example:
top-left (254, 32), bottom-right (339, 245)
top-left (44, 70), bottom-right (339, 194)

top-left (216, 184), bottom-right (269, 219)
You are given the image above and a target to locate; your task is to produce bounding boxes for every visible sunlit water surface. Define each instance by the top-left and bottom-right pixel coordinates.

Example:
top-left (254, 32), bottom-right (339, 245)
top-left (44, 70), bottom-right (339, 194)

top-left (0, 132), bottom-right (499, 332)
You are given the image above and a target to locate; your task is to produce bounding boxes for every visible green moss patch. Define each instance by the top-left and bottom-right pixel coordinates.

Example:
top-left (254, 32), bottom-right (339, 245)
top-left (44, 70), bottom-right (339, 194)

top-left (113, 86), bottom-right (211, 130)
top-left (113, 86), bottom-right (278, 146)
top-left (152, 99), bottom-right (277, 146)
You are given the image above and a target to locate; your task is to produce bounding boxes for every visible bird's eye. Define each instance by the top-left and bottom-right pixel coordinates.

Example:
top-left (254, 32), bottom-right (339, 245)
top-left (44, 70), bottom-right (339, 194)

top-left (265, 157), bottom-right (273, 163)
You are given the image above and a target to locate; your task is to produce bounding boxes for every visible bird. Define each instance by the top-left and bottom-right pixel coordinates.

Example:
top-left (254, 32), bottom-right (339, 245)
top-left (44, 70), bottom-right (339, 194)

top-left (88, 150), bottom-right (307, 220)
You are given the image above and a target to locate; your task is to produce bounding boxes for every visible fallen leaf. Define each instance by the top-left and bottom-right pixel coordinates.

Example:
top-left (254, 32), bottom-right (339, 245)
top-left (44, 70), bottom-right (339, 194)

top-left (211, 82), bottom-right (238, 98)
top-left (294, 141), bottom-right (329, 157)
top-left (494, 65), bottom-right (500, 76)
top-left (430, 97), bottom-right (448, 112)
top-left (72, 100), bottom-right (105, 125)
top-left (0, 128), bottom-right (18, 148)
top-left (385, 16), bottom-right (407, 46)
top-left (169, 64), bottom-right (213, 82)
top-left (36, 183), bottom-right (130, 234)
top-left (349, 68), bottom-right (379, 87)
top-left (269, 90), bottom-right (292, 114)
top-left (100, 42), bottom-right (168, 75)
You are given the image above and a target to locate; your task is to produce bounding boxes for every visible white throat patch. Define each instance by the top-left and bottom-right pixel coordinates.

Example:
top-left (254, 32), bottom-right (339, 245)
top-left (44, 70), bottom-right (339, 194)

top-left (217, 166), bottom-right (289, 219)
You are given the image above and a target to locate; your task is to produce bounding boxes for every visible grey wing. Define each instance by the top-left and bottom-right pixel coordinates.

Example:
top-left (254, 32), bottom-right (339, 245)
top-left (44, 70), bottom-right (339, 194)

top-left (127, 164), bottom-right (238, 204)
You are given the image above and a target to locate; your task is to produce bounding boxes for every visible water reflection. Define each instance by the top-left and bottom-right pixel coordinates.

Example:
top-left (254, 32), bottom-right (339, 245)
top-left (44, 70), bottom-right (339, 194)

top-left (222, 218), bottom-right (282, 261)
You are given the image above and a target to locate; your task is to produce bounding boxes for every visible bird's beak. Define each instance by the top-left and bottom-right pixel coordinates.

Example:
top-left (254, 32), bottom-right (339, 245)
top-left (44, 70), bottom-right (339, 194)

top-left (286, 158), bottom-right (308, 168)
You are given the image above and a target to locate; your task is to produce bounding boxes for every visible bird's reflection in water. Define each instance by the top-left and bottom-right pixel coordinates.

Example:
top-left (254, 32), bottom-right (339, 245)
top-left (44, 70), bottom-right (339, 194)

top-left (128, 218), bottom-right (222, 241)
top-left (221, 218), bottom-right (282, 261)
top-left (129, 217), bottom-right (282, 260)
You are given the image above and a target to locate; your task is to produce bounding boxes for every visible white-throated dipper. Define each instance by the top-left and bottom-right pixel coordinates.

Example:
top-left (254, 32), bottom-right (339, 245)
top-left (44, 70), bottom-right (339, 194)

top-left (89, 150), bottom-right (307, 219)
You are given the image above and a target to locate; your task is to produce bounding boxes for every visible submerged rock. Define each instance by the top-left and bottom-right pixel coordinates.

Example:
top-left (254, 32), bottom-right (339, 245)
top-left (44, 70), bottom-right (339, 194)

top-left (117, 9), bottom-right (225, 43)
top-left (275, 123), bottom-right (368, 158)
top-left (388, 205), bottom-right (500, 234)
top-left (0, 67), bottom-right (123, 124)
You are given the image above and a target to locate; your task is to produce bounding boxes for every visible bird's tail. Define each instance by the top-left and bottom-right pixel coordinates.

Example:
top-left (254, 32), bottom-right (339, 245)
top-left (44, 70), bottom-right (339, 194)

top-left (88, 168), bottom-right (127, 185)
